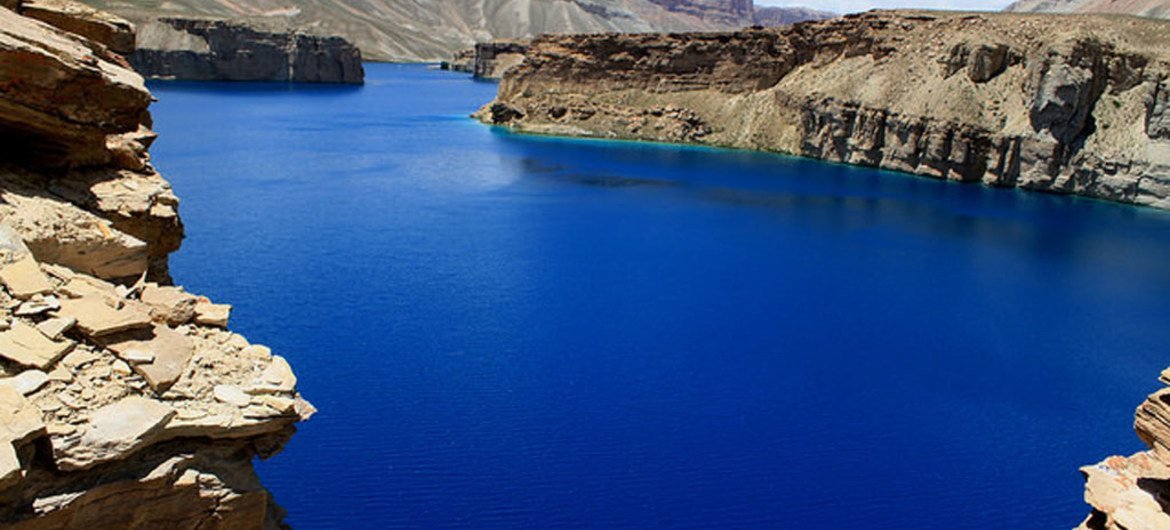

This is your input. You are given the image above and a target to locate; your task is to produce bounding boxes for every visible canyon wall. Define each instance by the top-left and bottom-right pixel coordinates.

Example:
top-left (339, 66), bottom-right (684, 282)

top-left (77, 0), bottom-right (834, 62)
top-left (0, 4), bottom-right (311, 529)
top-left (442, 40), bottom-right (531, 80)
top-left (132, 17), bottom-right (364, 83)
top-left (477, 10), bottom-right (1170, 209)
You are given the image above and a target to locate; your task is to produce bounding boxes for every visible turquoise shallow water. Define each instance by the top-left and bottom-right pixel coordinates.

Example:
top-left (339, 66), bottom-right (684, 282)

top-left (147, 63), bottom-right (1170, 528)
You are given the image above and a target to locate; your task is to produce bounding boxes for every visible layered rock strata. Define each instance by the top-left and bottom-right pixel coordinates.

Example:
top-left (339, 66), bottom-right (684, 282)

top-left (443, 40), bottom-right (530, 80)
top-left (77, 0), bottom-right (834, 62)
top-left (1078, 370), bottom-right (1170, 529)
top-left (0, 5), bottom-right (311, 529)
top-left (477, 10), bottom-right (1170, 209)
top-left (132, 17), bottom-right (364, 83)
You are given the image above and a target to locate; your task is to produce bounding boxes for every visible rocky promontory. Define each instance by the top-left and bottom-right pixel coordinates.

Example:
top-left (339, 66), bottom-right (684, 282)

top-left (0, 4), bottom-right (311, 528)
top-left (477, 10), bottom-right (1170, 209)
top-left (132, 17), bottom-right (364, 83)
top-left (1079, 370), bottom-right (1170, 528)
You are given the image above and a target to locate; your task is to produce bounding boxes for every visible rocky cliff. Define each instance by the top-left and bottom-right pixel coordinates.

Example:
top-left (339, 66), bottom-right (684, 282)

top-left (132, 17), bottom-right (364, 83)
top-left (752, 5), bottom-right (836, 26)
top-left (477, 10), bottom-right (1170, 209)
top-left (76, 0), bottom-right (832, 62)
top-left (0, 4), bottom-right (311, 529)
top-left (1078, 370), bottom-right (1170, 529)
top-left (442, 40), bottom-right (531, 80)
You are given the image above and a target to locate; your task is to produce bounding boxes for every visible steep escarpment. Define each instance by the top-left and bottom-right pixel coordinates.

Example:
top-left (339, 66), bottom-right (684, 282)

top-left (0, 5), bottom-right (311, 529)
top-left (477, 10), bottom-right (1170, 209)
top-left (77, 0), bottom-right (832, 62)
top-left (1078, 371), bottom-right (1170, 529)
top-left (132, 17), bottom-right (363, 83)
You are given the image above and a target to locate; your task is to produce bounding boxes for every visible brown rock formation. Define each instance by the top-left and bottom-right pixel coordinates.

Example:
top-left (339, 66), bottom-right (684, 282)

top-left (476, 10), bottom-right (1170, 209)
top-left (0, 5), bottom-right (310, 529)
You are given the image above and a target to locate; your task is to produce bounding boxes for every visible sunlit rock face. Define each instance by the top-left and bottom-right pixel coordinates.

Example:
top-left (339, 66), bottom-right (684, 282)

top-left (0, 4), bottom-right (311, 528)
top-left (477, 10), bottom-right (1170, 209)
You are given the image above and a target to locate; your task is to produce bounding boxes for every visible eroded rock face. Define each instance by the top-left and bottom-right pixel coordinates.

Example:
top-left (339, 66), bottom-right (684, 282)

top-left (477, 10), bottom-right (1170, 209)
top-left (131, 17), bottom-right (364, 83)
top-left (444, 40), bottom-right (530, 80)
top-left (0, 6), bottom-right (310, 529)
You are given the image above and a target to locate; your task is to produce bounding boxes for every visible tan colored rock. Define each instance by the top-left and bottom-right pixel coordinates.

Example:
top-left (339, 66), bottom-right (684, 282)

top-left (213, 384), bottom-right (250, 407)
top-left (54, 395), bottom-right (174, 471)
top-left (140, 283), bottom-right (197, 325)
top-left (193, 301), bottom-right (230, 327)
top-left (36, 316), bottom-right (76, 340)
top-left (101, 324), bottom-right (193, 392)
top-left (57, 295), bottom-right (152, 337)
top-left (20, 0), bottom-right (136, 54)
top-left (0, 320), bottom-right (74, 369)
top-left (248, 355), bottom-right (297, 395)
top-left (0, 369), bottom-right (50, 395)
top-left (0, 256), bottom-right (53, 300)
top-left (0, 386), bottom-right (46, 489)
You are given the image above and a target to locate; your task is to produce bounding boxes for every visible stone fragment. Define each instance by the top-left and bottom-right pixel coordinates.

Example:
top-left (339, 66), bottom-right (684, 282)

top-left (140, 284), bottom-right (197, 325)
top-left (14, 294), bottom-right (60, 316)
top-left (57, 295), bottom-right (152, 337)
top-left (0, 256), bottom-right (53, 300)
top-left (0, 320), bottom-right (75, 369)
top-left (121, 349), bottom-right (154, 363)
top-left (36, 316), bottom-right (76, 340)
top-left (0, 369), bottom-right (49, 395)
top-left (213, 384), bottom-right (251, 407)
top-left (193, 301), bottom-right (231, 327)
top-left (249, 355), bottom-right (297, 395)
top-left (101, 324), bottom-right (194, 392)
top-left (0, 386), bottom-right (46, 489)
top-left (55, 396), bottom-right (175, 471)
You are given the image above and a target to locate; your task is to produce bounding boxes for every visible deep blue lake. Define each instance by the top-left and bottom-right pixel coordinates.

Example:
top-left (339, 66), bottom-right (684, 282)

top-left (148, 63), bottom-right (1170, 529)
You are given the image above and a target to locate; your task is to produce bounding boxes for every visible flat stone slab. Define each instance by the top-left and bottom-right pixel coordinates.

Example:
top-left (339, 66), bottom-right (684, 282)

top-left (0, 256), bottom-right (53, 300)
top-left (0, 320), bottom-right (75, 369)
top-left (54, 396), bottom-right (175, 471)
top-left (0, 369), bottom-right (49, 396)
top-left (57, 295), bottom-right (152, 337)
top-left (193, 301), bottom-right (231, 327)
top-left (101, 324), bottom-right (194, 393)
top-left (249, 354), bottom-right (297, 395)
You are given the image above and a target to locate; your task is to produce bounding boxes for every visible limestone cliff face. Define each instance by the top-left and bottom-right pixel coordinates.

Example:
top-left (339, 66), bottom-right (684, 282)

top-left (477, 10), bottom-right (1170, 209)
top-left (0, 5), bottom-right (311, 529)
top-left (132, 17), bottom-right (364, 83)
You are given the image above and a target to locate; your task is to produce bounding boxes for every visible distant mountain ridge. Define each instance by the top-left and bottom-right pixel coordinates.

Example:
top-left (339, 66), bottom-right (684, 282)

top-left (1004, 0), bottom-right (1170, 19)
top-left (77, 0), bottom-right (834, 62)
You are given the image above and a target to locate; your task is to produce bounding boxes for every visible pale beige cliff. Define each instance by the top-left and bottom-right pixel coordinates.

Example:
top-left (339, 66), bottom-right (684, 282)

top-left (0, 4), bottom-right (311, 529)
top-left (477, 10), bottom-right (1170, 209)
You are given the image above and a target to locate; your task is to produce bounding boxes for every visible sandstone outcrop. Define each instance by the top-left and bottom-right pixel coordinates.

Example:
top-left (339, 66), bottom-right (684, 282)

top-left (131, 17), bottom-right (364, 83)
top-left (477, 10), bottom-right (1170, 209)
top-left (0, 5), bottom-right (310, 529)
top-left (1078, 370), bottom-right (1170, 529)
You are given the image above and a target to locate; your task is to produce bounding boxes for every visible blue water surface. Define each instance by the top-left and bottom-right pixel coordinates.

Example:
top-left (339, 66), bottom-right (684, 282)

top-left (147, 63), bottom-right (1170, 529)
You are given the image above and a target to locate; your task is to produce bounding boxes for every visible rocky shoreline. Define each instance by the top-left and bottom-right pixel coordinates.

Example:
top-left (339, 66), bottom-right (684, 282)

top-left (0, 4), bottom-right (310, 528)
top-left (477, 10), bottom-right (1170, 209)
